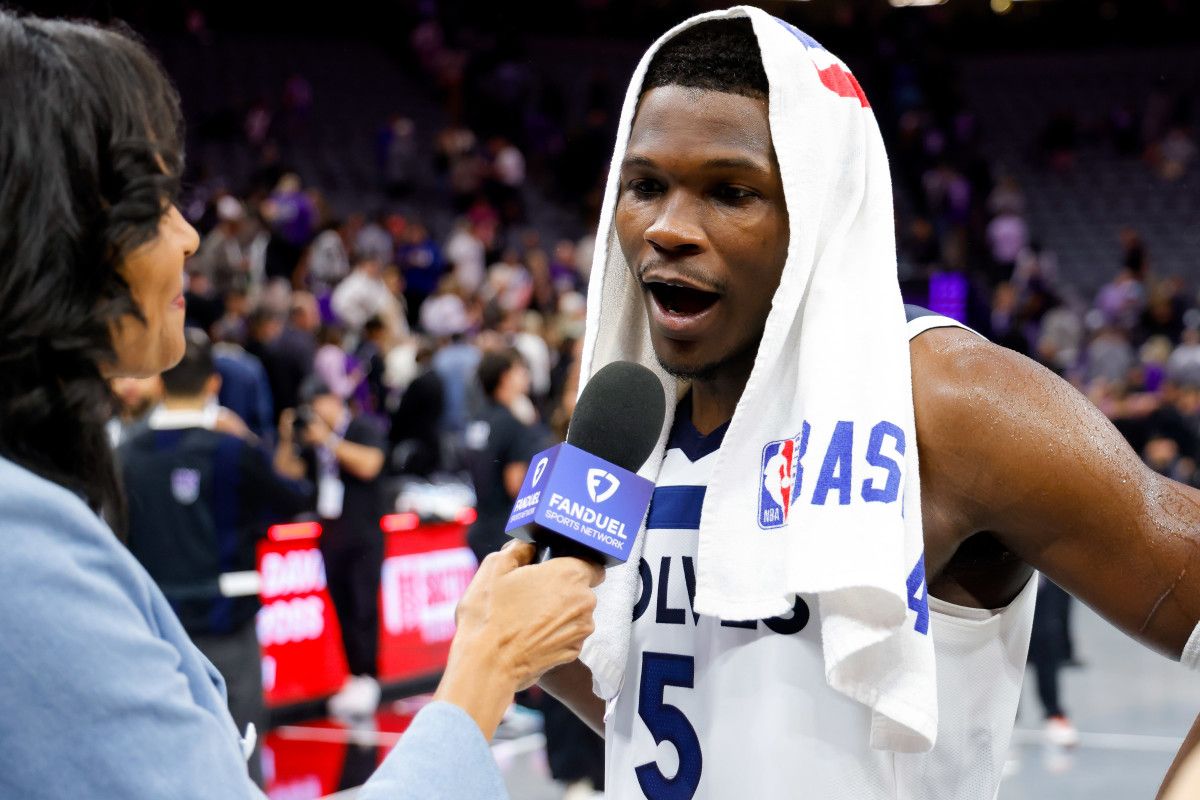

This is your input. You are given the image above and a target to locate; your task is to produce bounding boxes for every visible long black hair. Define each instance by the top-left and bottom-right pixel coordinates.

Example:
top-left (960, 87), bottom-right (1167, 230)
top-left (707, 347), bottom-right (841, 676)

top-left (0, 10), bottom-right (184, 519)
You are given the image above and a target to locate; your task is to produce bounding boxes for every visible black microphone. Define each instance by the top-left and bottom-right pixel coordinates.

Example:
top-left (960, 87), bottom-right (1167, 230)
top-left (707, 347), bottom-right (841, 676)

top-left (509, 361), bottom-right (666, 565)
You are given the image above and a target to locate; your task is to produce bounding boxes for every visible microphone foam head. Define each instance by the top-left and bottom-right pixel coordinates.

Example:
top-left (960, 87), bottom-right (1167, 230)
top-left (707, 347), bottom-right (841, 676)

top-left (567, 361), bottom-right (666, 474)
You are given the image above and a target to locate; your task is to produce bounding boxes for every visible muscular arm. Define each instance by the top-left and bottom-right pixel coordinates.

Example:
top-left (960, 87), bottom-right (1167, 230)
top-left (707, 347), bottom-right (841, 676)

top-left (539, 658), bottom-right (606, 737)
top-left (913, 328), bottom-right (1200, 658)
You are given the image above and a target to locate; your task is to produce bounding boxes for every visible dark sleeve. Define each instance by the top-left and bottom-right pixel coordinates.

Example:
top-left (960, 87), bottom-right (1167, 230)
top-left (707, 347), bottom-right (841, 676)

top-left (237, 441), bottom-right (315, 521)
top-left (344, 416), bottom-right (387, 451)
top-left (497, 415), bottom-right (545, 468)
top-left (251, 360), bottom-right (275, 442)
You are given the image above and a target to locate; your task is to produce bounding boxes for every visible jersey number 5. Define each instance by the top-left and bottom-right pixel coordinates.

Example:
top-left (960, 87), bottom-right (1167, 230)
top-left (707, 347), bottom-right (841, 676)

top-left (635, 652), bottom-right (703, 800)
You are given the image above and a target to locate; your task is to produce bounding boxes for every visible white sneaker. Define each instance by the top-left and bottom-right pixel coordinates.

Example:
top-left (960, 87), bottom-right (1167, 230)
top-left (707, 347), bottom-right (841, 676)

top-left (1043, 715), bottom-right (1080, 748)
top-left (493, 703), bottom-right (543, 739)
top-left (328, 674), bottom-right (381, 720)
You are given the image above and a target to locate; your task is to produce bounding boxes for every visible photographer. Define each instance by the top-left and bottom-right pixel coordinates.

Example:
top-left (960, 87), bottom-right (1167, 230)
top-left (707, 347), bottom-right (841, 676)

top-left (289, 377), bottom-right (388, 716)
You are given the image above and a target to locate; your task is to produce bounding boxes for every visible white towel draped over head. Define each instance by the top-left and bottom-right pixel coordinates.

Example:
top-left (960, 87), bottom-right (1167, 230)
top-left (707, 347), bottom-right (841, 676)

top-left (577, 5), bottom-right (937, 753)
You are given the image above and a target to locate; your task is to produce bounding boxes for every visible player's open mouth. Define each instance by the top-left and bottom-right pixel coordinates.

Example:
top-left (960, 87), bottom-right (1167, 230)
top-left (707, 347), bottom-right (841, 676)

top-left (644, 279), bottom-right (722, 338)
top-left (645, 281), bottom-right (721, 316)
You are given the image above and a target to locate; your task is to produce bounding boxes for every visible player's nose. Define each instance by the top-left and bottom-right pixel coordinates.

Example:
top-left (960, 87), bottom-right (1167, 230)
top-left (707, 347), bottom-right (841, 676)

top-left (645, 190), bottom-right (706, 256)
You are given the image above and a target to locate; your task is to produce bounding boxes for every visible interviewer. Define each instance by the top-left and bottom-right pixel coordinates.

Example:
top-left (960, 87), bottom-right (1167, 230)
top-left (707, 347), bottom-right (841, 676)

top-left (0, 10), bottom-right (599, 799)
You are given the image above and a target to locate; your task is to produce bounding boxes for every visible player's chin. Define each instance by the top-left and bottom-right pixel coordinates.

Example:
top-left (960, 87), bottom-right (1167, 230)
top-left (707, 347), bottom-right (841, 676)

top-left (650, 336), bottom-right (717, 381)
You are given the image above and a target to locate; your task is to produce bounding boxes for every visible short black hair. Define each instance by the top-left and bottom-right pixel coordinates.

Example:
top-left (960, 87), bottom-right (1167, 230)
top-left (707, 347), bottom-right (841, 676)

top-left (642, 17), bottom-right (768, 101)
top-left (477, 349), bottom-right (523, 399)
top-left (160, 329), bottom-right (215, 397)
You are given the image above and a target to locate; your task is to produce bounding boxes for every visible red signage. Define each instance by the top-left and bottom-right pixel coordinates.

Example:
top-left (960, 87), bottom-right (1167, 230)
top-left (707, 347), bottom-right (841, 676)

top-left (378, 521), bottom-right (477, 683)
top-left (257, 536), bottom-right (349, 706)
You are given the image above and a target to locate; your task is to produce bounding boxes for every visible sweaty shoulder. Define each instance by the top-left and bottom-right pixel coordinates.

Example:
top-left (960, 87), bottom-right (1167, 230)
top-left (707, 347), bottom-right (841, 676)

top-left (906, 326), bottom-right (1000, 537)
top-left (908, 325), bottom-right (1050, 442)
top-left (907, 328), bottom-right (1040, 605)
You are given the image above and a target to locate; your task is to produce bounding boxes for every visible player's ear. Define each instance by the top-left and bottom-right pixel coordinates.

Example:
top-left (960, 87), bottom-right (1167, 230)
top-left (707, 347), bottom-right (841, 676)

top-left (205, 373), bottom-right (222, 398)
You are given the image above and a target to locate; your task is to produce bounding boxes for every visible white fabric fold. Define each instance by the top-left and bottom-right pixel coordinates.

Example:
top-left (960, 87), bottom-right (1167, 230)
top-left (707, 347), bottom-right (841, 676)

top-left (578, 5), bottom-right (938, 752)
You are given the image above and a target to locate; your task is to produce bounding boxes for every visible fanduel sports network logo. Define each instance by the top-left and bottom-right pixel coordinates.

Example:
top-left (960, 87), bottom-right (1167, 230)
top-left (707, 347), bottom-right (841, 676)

top-left (586, 469), bottom-right (620, 503)
top-left (505, 443), bottom-right (654, 565)
top-left (531, 456), bottom-right (549, 487)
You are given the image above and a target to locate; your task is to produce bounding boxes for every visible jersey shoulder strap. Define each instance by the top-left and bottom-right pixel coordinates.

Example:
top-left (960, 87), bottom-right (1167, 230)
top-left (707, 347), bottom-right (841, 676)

top-left (903, 303), bottom-right (983, 341)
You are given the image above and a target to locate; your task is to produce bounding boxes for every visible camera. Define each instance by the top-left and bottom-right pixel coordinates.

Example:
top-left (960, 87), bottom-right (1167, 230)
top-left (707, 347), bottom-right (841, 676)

top-left (293, 406), bottom-right (315, 443)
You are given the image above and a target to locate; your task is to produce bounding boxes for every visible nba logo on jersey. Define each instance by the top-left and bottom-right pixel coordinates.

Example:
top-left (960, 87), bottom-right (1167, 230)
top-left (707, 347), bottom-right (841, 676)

top-left (759, 434), bottom-right (804, 529)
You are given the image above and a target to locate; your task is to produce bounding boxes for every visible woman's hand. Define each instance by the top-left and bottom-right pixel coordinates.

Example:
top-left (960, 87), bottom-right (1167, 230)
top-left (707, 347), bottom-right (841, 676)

top-left (433, 541), bottom-right (603, 739)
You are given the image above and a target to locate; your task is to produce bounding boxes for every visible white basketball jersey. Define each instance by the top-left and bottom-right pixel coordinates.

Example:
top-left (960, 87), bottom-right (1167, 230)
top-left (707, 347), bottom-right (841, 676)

top-left (605, 309), bottom-right (1037, 800)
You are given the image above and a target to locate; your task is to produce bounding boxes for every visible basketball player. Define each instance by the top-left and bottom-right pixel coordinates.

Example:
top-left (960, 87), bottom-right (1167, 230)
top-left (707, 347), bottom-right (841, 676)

top-left (541, 15), bottom-right (1200, 799)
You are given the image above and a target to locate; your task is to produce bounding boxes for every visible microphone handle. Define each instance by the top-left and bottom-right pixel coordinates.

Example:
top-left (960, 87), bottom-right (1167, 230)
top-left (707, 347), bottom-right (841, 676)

top-left (534, 532), bottom-right (606, 565)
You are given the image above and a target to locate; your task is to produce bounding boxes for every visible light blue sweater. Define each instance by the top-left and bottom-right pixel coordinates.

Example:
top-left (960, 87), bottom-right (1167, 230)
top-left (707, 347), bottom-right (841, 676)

top-left (0, 454), bottom-right (508, 799)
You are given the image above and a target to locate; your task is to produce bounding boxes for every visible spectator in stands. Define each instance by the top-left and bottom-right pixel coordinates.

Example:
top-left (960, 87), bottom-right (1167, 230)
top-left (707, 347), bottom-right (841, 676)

top-left (307, 217), bottom-right (351, 293)
top-left (444, 218), bottom-right (487, 296)
top-left (389, 339), bottom-right (446, 477)
top-left (1095, 268), bottom-right (1147, 332)
top-left (397, 220), bottom-right (445, 327)
top-left (1142, 279), bottom-right (1187, 343)
top-left (1168, 326), bottom-right (1200, 388)
top-left (191, 195), bottom-right (256, 296)
top-left (263, 173), bottom-right (315, 282)
top-left (486, 136), bottom-right (526, 223)
top-left (266, 291), bottom-right (320, 420)
top-left (515, 311), bottom-right (553, 406)
top-left (120, 331), bottom-right (313, 786)
top-left (314, 323), bottom-right (363, 400)
top-left (986, 175), bottom-right (1026, 217)
top-left (355, 316), bottom-right (390, 416)
top-left (433, 331), bottom-right (482, 440)
top-left (985, 208), bottom-right (1029, 282)
top-left (212, 325), bottom-right (275, 445)
top-left (526, 247), bottom-right (558, 314)
top-left (1138, 336), bottom-right (1174, 394)
top-left (1011, 241), bottom-right (1060, 300)
top-left (1144, 430), bottom-right (1197, 486)
top-left (294, 377), bottom-right (388, 718)
top-left (549, 238), bottom-right (583, 295)
top-left (332, 256), bottom-right (408, 338)
top-left (354, 211), bottom-right (397, 265)
top-left (1085, 322), bottom-right (1138, 385)
top-left (211, 285), bottom-right (251, 346)
top-left (420, 274), bottom-right (472, 338)
top-left (483, 248), bottom-right (533, 315)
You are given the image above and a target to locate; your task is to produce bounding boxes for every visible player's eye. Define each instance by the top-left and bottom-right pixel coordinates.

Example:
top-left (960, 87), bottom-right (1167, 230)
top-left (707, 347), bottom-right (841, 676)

top-left (627, 178), bottom-right (664, 198)
top-left (713, 184), bottom-right (758, 204)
